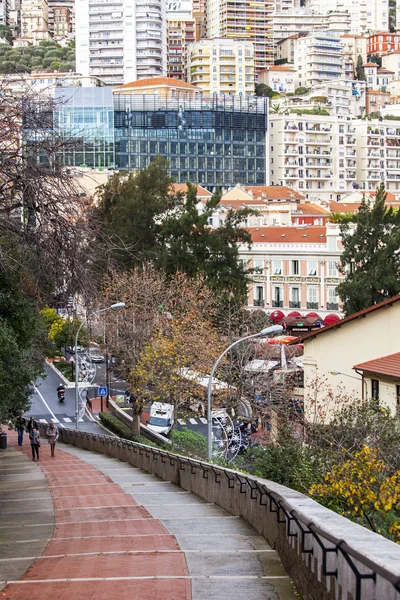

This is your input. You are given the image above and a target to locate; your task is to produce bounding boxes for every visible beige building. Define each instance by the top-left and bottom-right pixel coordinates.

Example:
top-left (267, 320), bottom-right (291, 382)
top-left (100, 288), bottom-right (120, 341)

top-left (295, 295), bottom-right (400, 418)
top-left (354, 353), bottom-right (400, 412)
top-left (167, 15), bottom-right (196, 80)
top-left (21, 0), bottom-right (50, 41)
top-left (340, 34), bottom-right (367, 75)
top-left (187, 38), bottom-right (255, 96)
top-left (258, 66), bottom-right (296, 94)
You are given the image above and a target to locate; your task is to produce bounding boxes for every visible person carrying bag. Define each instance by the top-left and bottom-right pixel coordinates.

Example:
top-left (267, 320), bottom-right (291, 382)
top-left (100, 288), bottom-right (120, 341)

top-left (45, 422), bottom-right (59, 457)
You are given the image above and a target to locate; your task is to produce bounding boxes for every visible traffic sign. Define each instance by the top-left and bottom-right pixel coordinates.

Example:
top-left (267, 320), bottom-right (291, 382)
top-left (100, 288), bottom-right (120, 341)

top-left (98, 387), bottom-right (108, 397)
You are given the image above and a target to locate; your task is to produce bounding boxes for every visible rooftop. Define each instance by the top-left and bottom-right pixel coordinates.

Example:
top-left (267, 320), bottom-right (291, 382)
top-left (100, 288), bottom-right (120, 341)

top-left (248, 225), bottom-right (327, 244)
top-left (243, 185), bottom-right (304, 201)
top-left (114, 77), bottom-right (198, 91)
top-left (170, 183), bottom-right (212, 198)
top-left (295, 203), bottom-right (330, 215)
top-left (354, 352), bottom-right (400, 378)
top-left (261, 66), bottom-right (297, 72)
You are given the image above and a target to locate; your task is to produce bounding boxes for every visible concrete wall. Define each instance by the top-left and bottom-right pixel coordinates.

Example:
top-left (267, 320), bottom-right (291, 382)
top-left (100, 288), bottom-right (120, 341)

top-left (55, 427), bottom-right (400, 600)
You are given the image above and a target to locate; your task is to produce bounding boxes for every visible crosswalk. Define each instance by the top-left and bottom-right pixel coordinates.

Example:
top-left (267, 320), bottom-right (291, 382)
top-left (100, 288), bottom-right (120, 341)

top-left (34, 414), bottom-right (91, 428)
top-left (178, 417), bottom-right (207, 426)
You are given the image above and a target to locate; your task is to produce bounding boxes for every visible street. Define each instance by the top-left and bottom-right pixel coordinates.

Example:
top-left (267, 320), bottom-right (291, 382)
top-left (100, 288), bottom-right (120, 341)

top-left (26, 363), bottom-right (105, 434)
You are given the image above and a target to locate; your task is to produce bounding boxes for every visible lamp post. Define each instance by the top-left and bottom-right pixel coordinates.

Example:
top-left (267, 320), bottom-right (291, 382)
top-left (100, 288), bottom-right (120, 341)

top-left (329, 370), bottom-right (368, 400)
top-left (75, 302), bottom-right (125, 431)
top-left (207, 324), bottom-right (283, 460)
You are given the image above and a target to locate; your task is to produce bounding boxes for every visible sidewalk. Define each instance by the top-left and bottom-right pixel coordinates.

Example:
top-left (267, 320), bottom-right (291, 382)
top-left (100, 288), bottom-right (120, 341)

top-left (0, 430), bottom-right (297, 600)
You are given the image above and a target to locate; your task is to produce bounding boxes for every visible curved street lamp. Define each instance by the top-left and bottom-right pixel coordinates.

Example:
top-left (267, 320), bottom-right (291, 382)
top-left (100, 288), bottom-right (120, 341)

top-left (207, 324), bottom-right (283, 460)
top-left (75, 302), bottom-right (126, 430)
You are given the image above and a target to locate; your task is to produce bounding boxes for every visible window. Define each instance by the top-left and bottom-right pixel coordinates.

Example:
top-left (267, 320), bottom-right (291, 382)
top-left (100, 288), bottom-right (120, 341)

top-left (396, 385), bottom-right (400, 409)
top-left (291, 287), bottom-right (300, 302)
top-left (272, 259), bottom-right (282, 275)
top-left (291, 260), bottom-right (299, 275)
top-left (371, 379), bottom-right (379, 400)
top-left (327, 287), bottom-right (338, 305)
top-left (307, 260), bottom-right (317, 276)
top-left (254, 259), bottom-right (264, 273)
top-left (307, 287), bottom-right (318, 308)
top-left (328, 260), bottom-right (338, 277)
top-left (327, 236), bottom-right (337, 252)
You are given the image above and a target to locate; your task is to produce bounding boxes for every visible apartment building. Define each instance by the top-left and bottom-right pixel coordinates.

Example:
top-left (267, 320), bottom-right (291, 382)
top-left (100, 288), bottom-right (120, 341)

top-left (273, 10), bottom-right (350, 44)
top-left (382, 51), bottom-right (400, 79)
top-left (239, 224), bottom-right (343, 317)
top-left (340, 34), bottom-right (367, 75)
top-left (306, 0), bottom-right (389, 35)
top-left (205, 0), bottom-right (274, 73)
top-left (76, 0), bottom-right (167, 86)
top-left (368, 32), bottom-right (400, 57)
top-left (269, 113), bottom-right (357, 201)
top-left (364, 62), bottom-right (394, 91)
top-left (0, 0), bottom-right (9, 26)
top-left (354, 119), bottom-right (400, 193)
top-left (294, 32), bottom-right (344, 88)
top-left (48, 0), bottom-right (74, 38)
top-left (187, 38), bottom-right (255, 96)
top-left (167, 13), bottom-right (196, 79)
top-left (21, 0), bottom-right (49, 40)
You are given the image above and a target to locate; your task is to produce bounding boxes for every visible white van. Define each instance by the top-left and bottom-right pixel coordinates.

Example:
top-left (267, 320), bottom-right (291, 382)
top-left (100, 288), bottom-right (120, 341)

top-left (147, 402), bottom-right (174, 436)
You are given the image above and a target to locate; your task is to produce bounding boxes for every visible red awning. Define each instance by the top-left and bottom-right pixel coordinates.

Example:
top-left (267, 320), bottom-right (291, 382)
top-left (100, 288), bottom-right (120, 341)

top-left (324, 313), bottom-right (341, 325)
top-left (287, 311), bottom-right (301, 317)
top-left (270, 310), bottom-right (284, 323)
top-left (306, 312), bottom-right (320, 319)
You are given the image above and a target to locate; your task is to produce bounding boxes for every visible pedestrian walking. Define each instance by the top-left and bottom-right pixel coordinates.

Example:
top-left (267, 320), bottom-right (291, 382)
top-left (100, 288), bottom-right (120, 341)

top-left (27, 416), bottom-right (38, 435)
top-left (29, 427), bottom-right (40, 461)
top-left (45, 422), bottom-right (59, 457)
top-left (15, 414), bottom-right (26, 446)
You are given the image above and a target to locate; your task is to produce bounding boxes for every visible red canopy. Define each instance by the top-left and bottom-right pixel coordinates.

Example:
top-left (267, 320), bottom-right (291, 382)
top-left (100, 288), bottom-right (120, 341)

top-left (324, 313), bottom-right (341, 326)
top-left (306, 312), bottom-right (320, 319)
top-left (287, 311), bottom-right (301, 317)
top-left (266, 335), bottom-right (298, 345)
top-left (270, 310), bottom-right (284, 323)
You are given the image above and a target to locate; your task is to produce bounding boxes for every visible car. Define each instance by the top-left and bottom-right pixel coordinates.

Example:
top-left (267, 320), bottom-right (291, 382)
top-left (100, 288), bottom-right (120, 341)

top-left (66, 345), bottom-right (85, 354)
top-left (87, 348), bottom-right (105, 363)
top-left (147, 402), bottom-right (174, 436)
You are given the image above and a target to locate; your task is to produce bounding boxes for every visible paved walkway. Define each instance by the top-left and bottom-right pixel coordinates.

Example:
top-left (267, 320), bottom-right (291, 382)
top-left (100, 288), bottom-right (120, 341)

top-left (0, 431), bottom-right (297, 600)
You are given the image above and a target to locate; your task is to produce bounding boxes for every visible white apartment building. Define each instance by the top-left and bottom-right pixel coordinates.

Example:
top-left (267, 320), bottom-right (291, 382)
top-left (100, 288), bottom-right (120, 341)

top-left (273, 10), bottom-right (351, 44)
top-left (273, 0), bottom-right (300, 12)
top-left (205, 0), bottom-right (274, 72)
top-left (306, 0), bottom-right (388, 35)
top-left (258, 66), bottom-right (296, 93)
top-left (239, 224), bottom-right (343, 317)
top-left (269, 113), bottom-right (357, 201)
top-left (294, 32), bottom-right (344, 88)
top-left (382, 51), bottom-right (400, 80)
top-left (0, 0), bottom-right (8, 25)
top-left (21, 0), bottom-right (49, 40)
top-left (354, 119), bottom-right (400, 193)
top-left (186, 38), bottom-right (255, 96)
top-left (76, 0), bottom-right (167, 86)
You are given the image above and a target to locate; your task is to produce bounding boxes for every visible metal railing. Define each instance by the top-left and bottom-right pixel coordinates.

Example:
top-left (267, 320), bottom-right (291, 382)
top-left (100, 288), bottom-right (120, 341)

top-left (54, 427), bottom-right (400, 600)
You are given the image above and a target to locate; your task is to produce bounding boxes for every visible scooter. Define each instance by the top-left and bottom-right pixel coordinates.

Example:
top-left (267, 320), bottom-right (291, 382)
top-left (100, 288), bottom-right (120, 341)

top-left (57, 389), bottom-right (65, 402)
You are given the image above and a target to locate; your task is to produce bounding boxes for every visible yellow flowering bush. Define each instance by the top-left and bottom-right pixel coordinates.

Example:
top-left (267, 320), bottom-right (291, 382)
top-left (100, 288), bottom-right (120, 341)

top-left (310, 445), bottom-right (400, 543)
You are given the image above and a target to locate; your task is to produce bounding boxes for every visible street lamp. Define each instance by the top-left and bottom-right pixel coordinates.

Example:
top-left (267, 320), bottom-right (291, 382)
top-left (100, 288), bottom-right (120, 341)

top-left (207, 324), bottom-right (283, 460)
top-left (74, 302), bottom-right (125, 430)
top-left (329, 370), bottom-right (368, 399)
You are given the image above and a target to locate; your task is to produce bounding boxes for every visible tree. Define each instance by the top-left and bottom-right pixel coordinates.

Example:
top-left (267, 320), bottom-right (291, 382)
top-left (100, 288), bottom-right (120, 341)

top-left (368, 54), bottom-right (382, 68)
top-left (254, 83), bottom-right (278, 98)
top-left (0, 25), bottom-right (13, 43)
top-left (294, 86), bottom-right (311, 95)
top-left (96, 163), bottom-right (254, 304)
top-left (356, 54), bottom-right (366, 81)
top-left (337, 183), bottom-right (400, 315)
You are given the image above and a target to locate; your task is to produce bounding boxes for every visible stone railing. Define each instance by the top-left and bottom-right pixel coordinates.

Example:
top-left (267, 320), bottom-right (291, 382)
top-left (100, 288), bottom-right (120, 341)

top-left (55, 428), bottom-right (400, 600)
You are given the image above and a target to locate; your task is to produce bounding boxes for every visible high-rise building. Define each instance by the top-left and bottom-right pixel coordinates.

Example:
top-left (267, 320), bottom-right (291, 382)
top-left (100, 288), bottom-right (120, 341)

top-left (294, 32), bottom-right (344, 88)
top-left (20, 0), bottom-right (49, 40)
top-left (167, 0), bottom-right (196, 79)
top-left (273, 10), bottom-right (351, 43)
top-left (186, 38), bottom-right (255, 96)
top-left (76, 0), bottom-right (167, 86)
top-left (205, 0), bottom-right (274, 73)
top-left (306, 0), bottom-right (389, 35)
top-left (0, 0), bottom-right (9, 26)
top-left (48, 0), bottom-right (74, 38)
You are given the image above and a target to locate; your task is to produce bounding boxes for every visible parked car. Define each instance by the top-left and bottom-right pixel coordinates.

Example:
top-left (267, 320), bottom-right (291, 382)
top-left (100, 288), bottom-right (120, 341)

top-left (66, 345), bottom-right (85, 354)
top-left (147, 402), bottom-right (174, 436)
top-left (87, 348), bottom-right (105, 363)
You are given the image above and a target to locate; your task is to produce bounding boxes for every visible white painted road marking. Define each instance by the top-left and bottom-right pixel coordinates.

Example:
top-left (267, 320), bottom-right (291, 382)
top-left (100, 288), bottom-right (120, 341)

top-left (199, 417), bottom-right (207, 424)
top-left (189, 418), bottom-right (197, 425)
top-left (39, 419), bottom-right (48, 424)
top-left (33, 385), bottom-right (58, 423)
top-left (63, 418), bottom-right (72, 422)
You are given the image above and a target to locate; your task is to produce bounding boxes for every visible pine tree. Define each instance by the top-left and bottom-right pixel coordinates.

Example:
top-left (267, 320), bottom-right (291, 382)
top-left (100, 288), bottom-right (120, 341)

top-left (337, 183), bottom-right (400, 315)
top-left (355, 55), bottom-right (366, 81)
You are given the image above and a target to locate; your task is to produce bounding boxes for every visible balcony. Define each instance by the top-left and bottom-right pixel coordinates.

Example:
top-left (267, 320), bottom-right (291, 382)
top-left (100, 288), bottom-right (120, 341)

top-left (254, 299), bottom-right (265, 307)
top-left (307, 302), bottom-right (319, 309)
top-left (289, 301), bottom-right (301, 308)
top-left (327, 302), bottom-right (339, 310)
top-left (272, 300), bottom-right (283, 307)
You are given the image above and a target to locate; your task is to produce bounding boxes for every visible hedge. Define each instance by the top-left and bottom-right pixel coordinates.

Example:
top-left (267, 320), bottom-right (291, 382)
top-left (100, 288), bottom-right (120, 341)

top-left (99, 412), bottom-right (160, 447)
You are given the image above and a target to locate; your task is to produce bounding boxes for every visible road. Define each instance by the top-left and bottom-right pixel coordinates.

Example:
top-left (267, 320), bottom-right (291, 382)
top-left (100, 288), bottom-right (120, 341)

top-left (26, 363), bottom-right (105, 434)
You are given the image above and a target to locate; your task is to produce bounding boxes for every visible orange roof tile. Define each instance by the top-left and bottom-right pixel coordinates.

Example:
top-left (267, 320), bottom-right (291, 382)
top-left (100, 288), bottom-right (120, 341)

top-left (367, 90), bottom-right (391, 95)
top-left (295, 203), bottom-right (330, 215)
top-left (263, 66), bottom-right (297, 72)
top-left (289, 294), bottom-right (400, 343)
top-left (114, 77), bottom-right (198, 90)
top-left (329, 201), bottom-right (361, 213)
top-left (364, 62), bottom-right (379, 67)
top-left (248, 226), bottom-right (326, 244)
top-left (354, 352), bottom-right (400, 378)
top-left (170, 183), bottom-right (212, 197)
top-left (243, 186), bottom-right (305, 201)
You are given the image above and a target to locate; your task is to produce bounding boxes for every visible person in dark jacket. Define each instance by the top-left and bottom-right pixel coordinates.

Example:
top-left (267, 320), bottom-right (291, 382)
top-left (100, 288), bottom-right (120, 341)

top-left (29, 428), bottom-right (40, 461)
top-left (15, 414), bottom-right (26, 446)
top-left (27, 416), bottom-right (38, 434)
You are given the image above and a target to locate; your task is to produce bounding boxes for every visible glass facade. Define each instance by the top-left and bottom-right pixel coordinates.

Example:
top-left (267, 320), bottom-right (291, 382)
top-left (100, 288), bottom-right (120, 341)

top-left (54, 87), bottom-right (116, 169)
top-left (114, 94), bottom-right (268, 188)
top-left (52, 89), bottom-right (268, 188)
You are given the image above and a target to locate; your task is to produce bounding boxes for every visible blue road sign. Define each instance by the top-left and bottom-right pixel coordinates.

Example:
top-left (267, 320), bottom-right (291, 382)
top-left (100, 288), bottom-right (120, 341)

top-left (98, 387), bottom-right (108, 397)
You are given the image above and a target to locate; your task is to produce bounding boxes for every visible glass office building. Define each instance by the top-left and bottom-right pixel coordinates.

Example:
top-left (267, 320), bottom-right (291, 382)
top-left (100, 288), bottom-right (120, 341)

top-left (51, 86), bottom-right (268, 188)
top-left (53, 87), bottom-right (116, 169)
top-left (114, 93), bottom-right (268, 188)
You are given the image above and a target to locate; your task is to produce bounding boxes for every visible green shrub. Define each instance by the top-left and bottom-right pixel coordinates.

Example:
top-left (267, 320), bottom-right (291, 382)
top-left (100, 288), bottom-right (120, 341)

top-left (54, 359), bottom-right (74, 381)
top-left (99, 412), bottom-right (160, 447)
top-left (169, 427), bottom-right (207, 459)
